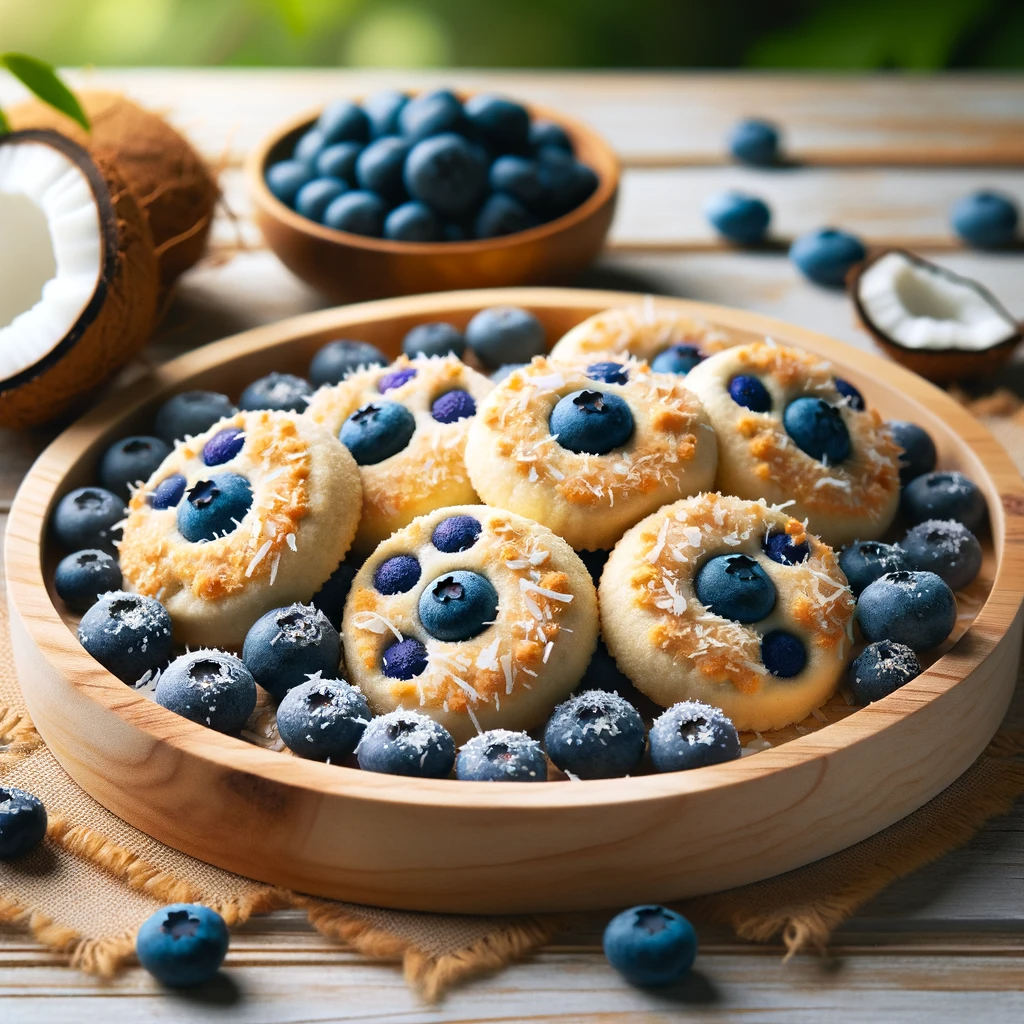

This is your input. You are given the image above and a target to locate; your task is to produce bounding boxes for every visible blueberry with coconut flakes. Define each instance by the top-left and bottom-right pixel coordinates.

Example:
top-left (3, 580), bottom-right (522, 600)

top-left (399, 89), bottom-right (465, 142)
top-left (357, 709), bottom-right (455, 778)
top-left (783, 397), bottom-right (851, 463)
top-left (55, 549), bottom-right (122, 611)
top-left (177, 474), bottom-right (253, 543)
top-left (295, 177), bottom-right (348, 222)
top-left (457, 729), bottom-right (547, 782)
top-left (149, 474), bottom-right (186, 511)
top-left (354, 136), bottom-right (410, 203)
top-left (309, 339), bottom-right (387, 387)
top-left (466, 306), bottom-right (546, 368)
top-left (529, 119), bottom-right (573, 154)
top-left (339, 401), bottom-right (416, 465)
top-left (431, 390), bottom-right (476, 424)
top-left (550, 389), bottom-right (634, 456)
top-left (650, 344), bottom-right (705, 376)
top-left (317, 99), bottom-right (370, 145)
top-left (902, 471), bottom-right (987, 534)
top-left (381, 637), bottom-right (428, 680)
top-left (402, 322), bottom-right (465, 359)
top-left (77, 591), bottom-right (173, 684)
top-left (202, 427), bottom-right (244, 466)
top-left (238, 372), bottom-right (312, 413)
top-left (603, 905), bottom-right (698, 987)
top-left (464, 94), bottom-right (530, 152)
top-left (385, 201), bottom-right (440, 242)
top-left (266, 160), bottom-right (314, 206)
top-left (694, 553), bottom-right (776, 623)
top-left (52, 486), bottom-right (126, 554)
top-left (951, 190), bottom-right (1019, 249)
top-left (649, 701), bottom-right (741, 773)
top-left (324, 190), bottom-right (387, 236)
top-left (474, 193), bottom-right (538, 238)
top-left (790, 228), bottom-right (866, 287)
top-left (850, 641), bottom-right (921, 704)
top-left (585, 362), bottom-right (629, 386)
top-left (418, 570), bottom-right (498, 642)
top-left (378, 366), bottom-right (417, 392)
top-left (242, 603), bottom-right (340, 701)
top-left (99, 436), bottom-right (172, 499)
top-left (727, 374), bottom-right (771, 413)
top-left (363, 89), bottom-right (408, 138)
top-left (154, 390), bottom-right (235, 444)
top-left (293, 128), bottom-right (324, 165)
top-left (373, 554), bottom-right (422, 594)
top-left (727, 118), bottom-right (779, 166)
top-left (156, 650), bottom-right (256, 733)
top-left (902, 519), bottom-right (982, 591)
top-left (838, 540), bottom-right (906, 596)
top-left (276, 677), bottom-right (370, 761)
top-left (489, 156), bottom-right (544, 207)
top-left (544, 690), bottom-right (645, 780)
top-left (888, 420), bottom-right (937, 485)
top-left (315, 141), bottom-right (362, 185)
top-left (704, 190), bottom-right (770, 245)
top-left (763, 530), bottom-right (809, 566)
top-left (405, 134), bottom-right (488, 219)
top-left (135, 904), bottom-right (229, 989)
top-left (858, 570), bottom-right (957, 652)
top-left (432, 514), bottom-right (481, 553)
top-left (761, 630), bottom-right (806, 678)
top-left (834, 378), bottom-right (865, 411)
top-left (0, 786), bottom-right (47, 860)
top-left (312, 558), bottom-right (360, 628)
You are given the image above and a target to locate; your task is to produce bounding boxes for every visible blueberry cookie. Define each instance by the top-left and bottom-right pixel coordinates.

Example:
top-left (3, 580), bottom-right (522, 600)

top-left (464, 356), bottom-right (717, 551)
top-left (119, 410), bottom-right (361, 648)
top-left (304, 354), bottom-right (493, 552)
top-left (600, 493), bottom-right (855, 732)
top-left (342, 504), bottom-right (598, 743)
top-left (683, 343), bottom-right (901, 547)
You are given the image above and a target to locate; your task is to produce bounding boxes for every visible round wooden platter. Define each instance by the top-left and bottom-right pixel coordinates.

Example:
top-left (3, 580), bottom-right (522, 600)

top-left (6, 288), bottom-right (1024, 915)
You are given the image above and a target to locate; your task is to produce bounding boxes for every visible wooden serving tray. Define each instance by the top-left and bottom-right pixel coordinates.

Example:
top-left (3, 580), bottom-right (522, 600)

top-left (6, 288), bottom-right (1024, 914)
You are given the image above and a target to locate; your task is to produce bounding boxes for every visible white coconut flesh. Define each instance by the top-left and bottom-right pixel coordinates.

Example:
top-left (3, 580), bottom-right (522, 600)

top-left (858, 251), bottom-right (1018, 352)
top-left (0, 139), bottom-right (103, 386)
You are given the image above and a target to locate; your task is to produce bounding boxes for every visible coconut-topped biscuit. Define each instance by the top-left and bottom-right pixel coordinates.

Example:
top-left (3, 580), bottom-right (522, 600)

top-left (600, 493), bottom-right (855, 732)
top-left (119, 409), bottom-right (361, 648)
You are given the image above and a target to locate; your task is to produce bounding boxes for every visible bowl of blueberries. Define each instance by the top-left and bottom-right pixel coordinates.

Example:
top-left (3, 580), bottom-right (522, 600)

top-left (248, 88), bottom-right (619, 302)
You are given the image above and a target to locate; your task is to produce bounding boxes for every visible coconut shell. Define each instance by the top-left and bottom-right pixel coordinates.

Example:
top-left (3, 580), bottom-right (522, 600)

top-left (0, 131), bottom-right (159, 429)
top-left (9, 90), bottom-right (218, 284)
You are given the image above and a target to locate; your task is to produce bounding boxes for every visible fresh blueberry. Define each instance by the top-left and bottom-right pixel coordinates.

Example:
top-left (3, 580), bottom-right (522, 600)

top-left (315, 141), bottom-right (363, 185)
top-left (154, 390), bottom-right (235, 444)
top-left (603, 905), bottom-right (698, 987)
top-left (648, 701), bottom-right (741, 772)
top-left (529, 119), bottom-right (573, 154)
top-left (99, 436), bottom-right (172, 499)
top-left (839, 540), bottom-right (907, 597)
top-left (727, 118), bottom-right (780, 166)
top-left (790, 228), bottom-right (866, 287)
top-left (489, 156), bottom-right (544, 207)
top-left (849, 641), bottom-right (922, 704)
top-left (339, 401), bottom-right (416, 465)
top-left (465, 93), bottom-right (530, 151)
top-left (293, 128), bottom-right (325, 165)
top-left (295, 177), bottom-right (348, 222)
top-left (402, 322), bottom-right (466, 359)
top-left (834, 378), bottom-right (865, 411)
top-left (783, 397), bottom-right (851, 464)
top-left (704, 190), bottom-right (771, 244)
top-left (242, 603), bottom-right (341, 701)
top-left (135, 904), bottom-right (229, 988)
top-left (544, 690), bottom-right (645, 780)
top-left (398, 89), bottom-right (465, 142)
top-left (585, 361), bottom-right (629, 385)
top-left (490, 362), bottom-right (526, 383)
top-left (323, 190), bottom-right (386, 236)
top-left (266, 159), bottom-right (314, 205)
top-left (55, 549), bottom-right (122, 611)
top-left (77, 591), bottom-right (173, 684)
top-left (443, 221), bottom-right (469, 241)
top-left (474, 192), bottom-right (538, 238)
top-left (357, 709), bottom-right (455, 778)
top-left (418, 570), bottom-right (498, 642)
top-left (466, 306), bottom-right (546, 368)
top-left (858, 570), bottom-right (957, 651)
top-left (155, 650), bottom-right (257, 733)
top-left (317, 100), bottom-right (370, 145)
top-left (432, 515), bottom-right (481, 553)
top-left (902, 471), bottom-right (987, 534)
top-left (238, 372), bottom-right (312, 413)
top-left (378, 366), bottom-right (418, 392)
top-left (354, 136), bottom-right (410, 204)
top-left (902, 519), bottom-right (982, 591)
top-left (763, 530), bottom-right (809, 566)
top-left (457, 729), bottom-right (547, 782)
top-left (550, 389), bottom-right (634, 456)
top-left (888, 420), bottom-right (937, 485)
top-left (728, 374), bottom-right (772, 413)
top-left (535, 149), bottom-right (598, 218)
top-left (52, 486), bottom-right (126, 554)
top-left (373, 554), bottom-right (422, 594)
top-left (405, 133), bottom-right (488, 218)
top-left (276, 677), bottom-right (370, 761)
top-left (761, 629), bottom-right (806, 677)
top-left (951, 190), bottom-right (1019, 249)
top-left (694, 553), bottom-right (776, 623)
top-left (311, 558), bottom-right (360, 629)
top-left (0, 786), bottom-right (47, 860)
top-left (149, 474), bottom-right (186, 510)
top-left (650, 344), bottom-right (704, 376)
top-left (363, 89), bottom-right (408, 139)
top-left (384, 200), bottom-right (440, 242)
top-left (309, 339), bottom-right (387, 386)
top-left (381, 638), bottom-right (428, 680)
top-left (202, 427), bottom-right (244, 466)
top-left (177, 474), bottom-right (252, 543)
top-left (431, 390), bottom-right (476, 424)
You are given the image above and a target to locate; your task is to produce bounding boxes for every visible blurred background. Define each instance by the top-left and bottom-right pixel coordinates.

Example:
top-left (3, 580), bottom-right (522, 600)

top-left (1, 0), bottom-right (1021, 69)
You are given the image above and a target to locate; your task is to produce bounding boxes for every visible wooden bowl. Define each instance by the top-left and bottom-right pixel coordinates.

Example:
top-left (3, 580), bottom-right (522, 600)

top-left (246, 99), bottom-right (620, 303)
top-left (7, 288), bottom-right (1024, 914)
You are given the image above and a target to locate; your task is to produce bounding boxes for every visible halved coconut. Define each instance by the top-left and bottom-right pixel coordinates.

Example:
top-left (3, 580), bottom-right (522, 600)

top-left (0, 130), bottom-right (158, 429)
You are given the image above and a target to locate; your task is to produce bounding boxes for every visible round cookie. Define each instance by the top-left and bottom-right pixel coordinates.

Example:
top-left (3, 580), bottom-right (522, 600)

top-left (119, 410), bottom-right (361, 648)
top-left (464, 356), bottom-right (718, 551)
top-left (304, 354), bottom-right (493, 552)
top-left (683, 343), bottom-right (901, 547)
top-left (600, 493), bottom-right (855, 732)
top-left (343, 504), bottom-right (598, 743)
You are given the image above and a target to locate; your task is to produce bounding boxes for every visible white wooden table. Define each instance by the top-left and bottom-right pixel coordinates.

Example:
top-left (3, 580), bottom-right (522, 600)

top-left (2, 69), bottom-right (1024, 1022)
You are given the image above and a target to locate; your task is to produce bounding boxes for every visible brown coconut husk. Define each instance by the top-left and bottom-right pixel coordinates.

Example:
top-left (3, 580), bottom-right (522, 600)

top-left (9, 91), bottom-right (219, 285)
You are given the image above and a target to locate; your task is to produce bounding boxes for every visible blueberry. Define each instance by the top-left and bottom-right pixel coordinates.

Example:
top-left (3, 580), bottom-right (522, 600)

top-left (324, 190), bottom-right (386, 236)
top-left (650, 344), bottom-right (705, 376)
top-left (311, 558), bottom-right (360, 629)
top-left (154, 390), bottom-right (235, 444)
top-left (52, 486), bottom-right (126, 554)
top-left (790, 228), bottom-right (866, 287)
top-left (135, 904), bottom-right (229, 989)
top-left (457, 729), bottom-right (547, 782)
top-left (764, 530), bottom-right (809, 566)
top-left (951, 190), bottom-right (1019, 249)
top-left (838, 540), bottom-right (906, 597)
top-left (402, 322), bottom-right (466, 359)
top-left (373, 554), bottom-right (422, 594)
top-left (177, 474), bottom-right (252, 543)
top-left (761, 629), bottom-right (806, 677)
top-left (293, 128), bottom-right (325, 165)
top-left (99, 436), bottom-right (172, 499)
top-left (704, 190), bottom-right (771, 244)
top-left (783, 397), bottom-right (851, 464)
top-left (467, 94), bottom-right (530, 149)
top-left (834, 378), bottom-right (865, 411)
top-left (727, 374), bottom-right (772, 413)
top-left (309, 339), bottom-right (388, 386)
top-left (0, 786), bottom-right (47, 860)
top-left (381, 638), bottom-right (428, 680)
top-left (888, 420), bottom-right (937, 485)
top-left (902, 471), bottom-right (987, 533)
top-left (317, 99), bottom-right (370, 145)
top-left (378, 366), bottom-right (418, 392)
top-left (354, 136), bottom-right (410, 203)
top-left (849, 641), bottom-right (922, 704)
top-left (276, 677), bottom-right (370, 761)
top-left (77, 591), bottom-right (173, 685)
top-left (242, 603), bottom-right (341, 701)
top-left (155, 650), bottom-right (257, 733)
top-left (339, 401), bottom-right (416, 465)
top-left (431, 389), bottom-right (476, 424)
top-left (585, 361), bottom-right (629, 385)
top-left (398, 89), bottom-right (465, 142)
top-left (55, 549), bottom-right (122, 611)
top-left (550, 389), bottom-right (634, 456)
top-left (149, 474), bottom-right (186, 510)
top-left (465, 306), bottom-right (546, 368)
top-left (529, 119), bottom-right (573, 154)
top-left (315, 141), bottom-right (363, 185)
top-left (727, 118), bottom-right (780, 166)
top-left (474, 193), bottom-right (538, 238)
top-left (384, 200), bottom-right (440, 242)
top-left (535, 150), bottom-right (598, 218)
top-left (694, 553), bottom-right (776, 623)
top-left (858, 570), bottom-right (957, 651)
top-left (418, 570), bottom-right (498, 642)
top-left (544, 690), bottom-right (645, 780)
top-left (265, 159), bottom-right (314, 205)
top-left (238, 372), bottom-right (312, 413)
top-left (357, 709), bottom-right (455, 778)
top-left (603, 905), bottom-right (698, 987)
top-left (432, 515), bottom-right (481, 553)
top-left (295, 176), bottom-right (348, 222)
top-left (363, 89), bottom-right (408, 139)
top-left (489, 156), bottom-right (544, 207)
top-left (902, 519), bottom-right (982, 591)
top-left (490, 362), bottom-right (526, 383)
top-left (405, 133), bottom-right (488, 218)
top-left (443, 221), bottom-right (469, 241)
top-left (202, 427), bottom-right (244, 466)
top-left (648, 701), bottom-right (741, 773)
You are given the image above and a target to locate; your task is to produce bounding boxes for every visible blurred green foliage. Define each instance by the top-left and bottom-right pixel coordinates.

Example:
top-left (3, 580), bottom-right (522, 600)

top-left (0, 0), bottom-right (1019, 68)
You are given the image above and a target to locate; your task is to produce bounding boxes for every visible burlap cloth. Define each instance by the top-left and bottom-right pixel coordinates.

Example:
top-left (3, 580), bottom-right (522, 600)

top-left (3, 397), bottom-right (1024, 1001)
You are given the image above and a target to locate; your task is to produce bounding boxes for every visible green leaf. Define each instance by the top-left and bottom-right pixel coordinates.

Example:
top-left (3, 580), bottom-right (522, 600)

top-left (0, 53), bottom-right (89, 132)
top-left (0, 106), bottom-right (9, 135)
